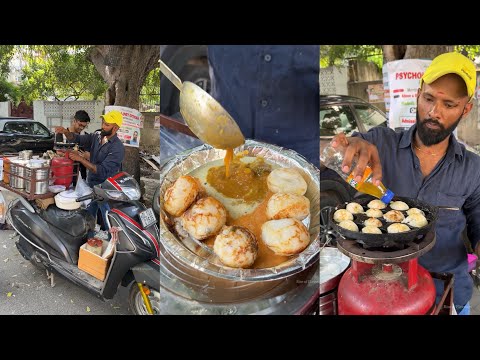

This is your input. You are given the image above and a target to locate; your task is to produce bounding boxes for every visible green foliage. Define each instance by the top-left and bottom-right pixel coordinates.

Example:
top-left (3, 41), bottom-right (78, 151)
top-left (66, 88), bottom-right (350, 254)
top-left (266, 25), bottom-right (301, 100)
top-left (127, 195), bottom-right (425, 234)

top-left (17, 45), bottom-right (107, 103)
top-left (320, 45), bottom-right (383, 69)
top-left (322, 45), bottom-right (480, 70)
top-left (0, 46), bottom-right (15, 77)
top-left (0, 78), bottom-right (19, 103)
top-left (140, 67), bottom-right (159, 111)
top-left (454, 45), bottom-right (480, 60)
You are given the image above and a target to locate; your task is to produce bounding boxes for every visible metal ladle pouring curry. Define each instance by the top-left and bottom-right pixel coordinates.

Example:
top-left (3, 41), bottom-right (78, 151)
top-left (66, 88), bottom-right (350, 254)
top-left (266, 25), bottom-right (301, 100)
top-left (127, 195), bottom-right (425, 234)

top-left (159, 60), bottom-right (245, 151)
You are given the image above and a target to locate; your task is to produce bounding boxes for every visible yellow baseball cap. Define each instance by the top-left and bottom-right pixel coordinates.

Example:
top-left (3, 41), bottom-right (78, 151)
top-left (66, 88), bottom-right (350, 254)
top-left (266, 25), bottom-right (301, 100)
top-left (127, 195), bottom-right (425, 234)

top-left (101, 110), bottom-right (123, 127)
top-left (421, 52), bottom-right (477, 99)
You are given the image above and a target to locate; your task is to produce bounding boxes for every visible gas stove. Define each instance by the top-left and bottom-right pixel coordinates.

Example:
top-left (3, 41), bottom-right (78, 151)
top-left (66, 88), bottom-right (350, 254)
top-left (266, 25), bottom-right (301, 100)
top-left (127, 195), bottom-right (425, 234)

top-left (334, 229), bottom-right (453, 315)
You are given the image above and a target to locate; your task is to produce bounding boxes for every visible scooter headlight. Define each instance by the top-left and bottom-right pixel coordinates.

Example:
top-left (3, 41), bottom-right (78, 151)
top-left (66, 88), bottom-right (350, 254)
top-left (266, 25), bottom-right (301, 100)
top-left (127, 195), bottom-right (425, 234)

top-left (105, 190), bottom-right (129, 201)
top-left (123, 186), bottom-right (141, 200)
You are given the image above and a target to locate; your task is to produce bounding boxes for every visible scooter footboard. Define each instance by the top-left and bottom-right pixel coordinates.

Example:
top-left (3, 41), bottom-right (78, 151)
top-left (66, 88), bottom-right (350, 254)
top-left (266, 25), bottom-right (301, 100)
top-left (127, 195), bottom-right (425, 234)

top-left (102, 212), bottom-right (157, 299)
top-left (131, 260), bottom-right (159, 290)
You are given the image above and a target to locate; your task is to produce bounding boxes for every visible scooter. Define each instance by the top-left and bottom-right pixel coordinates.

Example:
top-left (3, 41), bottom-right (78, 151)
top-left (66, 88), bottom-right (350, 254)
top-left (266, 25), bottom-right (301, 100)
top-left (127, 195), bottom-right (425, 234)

top-left (6, 172), bottom-right (160, 315)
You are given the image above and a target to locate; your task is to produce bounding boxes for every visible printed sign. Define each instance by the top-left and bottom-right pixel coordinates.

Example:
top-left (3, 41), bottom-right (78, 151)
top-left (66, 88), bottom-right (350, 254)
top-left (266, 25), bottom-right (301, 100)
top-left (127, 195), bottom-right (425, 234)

top-left (367, 83), bottom-right (384, 103)
top-left (105, 106), bottom-right (142, 147)
top-left (383, 59), bottom-right (432, 130)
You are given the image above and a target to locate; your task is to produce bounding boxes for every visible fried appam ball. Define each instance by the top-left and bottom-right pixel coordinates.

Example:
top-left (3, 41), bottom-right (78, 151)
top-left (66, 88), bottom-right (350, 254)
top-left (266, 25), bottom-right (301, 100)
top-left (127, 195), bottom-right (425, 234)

top-left (338, 220), bottom-right (359, 232)
top-left (364, 217), bottom-right (382, 228)
top-left (387, 223), bottom-right (410, 233)
top-left (333, 209), bottom-right (354, 223)
top-left (362, 226), bottom-right (382, 234)
top-left (367, 199), bottom-right (387, 210)
top-left (346, 202), bottom-right (364, 214)
top-left (390, 201), bottom-right (409, 211)
top-left (181, 196), bottom-right (227, 240)
top-left (403, 214), bottom-right (428, 228)
top-left (383, 210), bottom-right (405, 223)
top-left (407, 208), bottom-right (425, 217)
top-left (266, 193), bottom-right (310, 220)
top-left (261, 218), bottom-right (310, 256)
top-left (267, 168), bottom-right (307, 195)
top-left (213, 226), bottom-right (258, 268)
top-left (365, 208), bottom-right (383, 218)
top-left (164, 175), bottom-right (203, 217)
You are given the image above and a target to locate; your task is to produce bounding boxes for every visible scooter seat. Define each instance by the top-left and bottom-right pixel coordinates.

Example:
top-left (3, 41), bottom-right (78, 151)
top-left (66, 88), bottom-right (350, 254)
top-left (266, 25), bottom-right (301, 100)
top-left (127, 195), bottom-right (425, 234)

top-left (40, 205), bottom-right (96, 263)
top-left (41, 206), bottom-right (93, 237)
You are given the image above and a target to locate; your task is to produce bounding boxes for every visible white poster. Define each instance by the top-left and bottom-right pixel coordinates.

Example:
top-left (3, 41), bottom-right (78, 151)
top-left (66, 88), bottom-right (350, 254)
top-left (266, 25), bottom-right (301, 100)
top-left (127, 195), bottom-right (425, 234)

top-left (383, 59), bottom-right (432, 130)
top-left (104, 106), bottom-right (143, 148)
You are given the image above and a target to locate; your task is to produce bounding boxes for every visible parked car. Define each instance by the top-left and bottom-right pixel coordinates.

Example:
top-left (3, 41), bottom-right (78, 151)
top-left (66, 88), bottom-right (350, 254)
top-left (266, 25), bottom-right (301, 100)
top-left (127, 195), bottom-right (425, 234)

top-left (320, 95), bottom-right (387, 212)
top-left (0, 118), bottom-right (54, 155)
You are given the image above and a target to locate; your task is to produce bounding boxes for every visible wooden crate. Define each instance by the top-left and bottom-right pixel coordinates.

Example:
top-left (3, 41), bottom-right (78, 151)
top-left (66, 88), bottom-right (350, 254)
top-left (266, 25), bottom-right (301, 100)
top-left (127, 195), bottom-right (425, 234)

top-left (78, 240), bottom-right (111, 281)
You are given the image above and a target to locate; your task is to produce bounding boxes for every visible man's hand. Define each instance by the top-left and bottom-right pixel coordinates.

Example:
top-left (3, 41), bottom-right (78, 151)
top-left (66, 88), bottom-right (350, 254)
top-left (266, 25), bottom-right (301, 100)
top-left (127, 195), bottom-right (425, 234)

top-left (68, 151), bottom-right (97, 174)
top-left (68, 152), bottom-right (83, 162)
top-left (331, 133), bottom-right (383, 185)
top-left (55, 126), bottom-right (67, 134)
top-left (70, 150), bottom-right (84, 159)
top-left (81, 151), bottom-right (90, 161)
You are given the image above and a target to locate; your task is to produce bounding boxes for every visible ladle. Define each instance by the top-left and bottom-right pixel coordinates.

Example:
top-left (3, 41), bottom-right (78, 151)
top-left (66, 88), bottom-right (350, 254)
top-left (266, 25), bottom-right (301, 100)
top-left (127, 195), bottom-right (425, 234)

top-left (159, 60), bottom-right (245, 149)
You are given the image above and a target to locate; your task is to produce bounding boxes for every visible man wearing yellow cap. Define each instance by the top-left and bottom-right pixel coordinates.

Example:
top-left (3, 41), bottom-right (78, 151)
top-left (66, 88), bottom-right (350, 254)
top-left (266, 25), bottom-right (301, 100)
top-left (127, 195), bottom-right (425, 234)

top-left (56, 110), bottom-right (125, 187)
top-left (329, 52), bottom-right (480, 315)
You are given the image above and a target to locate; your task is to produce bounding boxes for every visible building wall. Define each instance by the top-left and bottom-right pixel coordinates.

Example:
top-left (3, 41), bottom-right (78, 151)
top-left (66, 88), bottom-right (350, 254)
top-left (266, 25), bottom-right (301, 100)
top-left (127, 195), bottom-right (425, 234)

top-left (0, 102), bottom-right (11, 117)
top-left (319, 66), bottom-right (349, 95)
top-left (33, 100), bottom-right (105, 132)
top-left (348, 60), bottom-right (382, 82)
top-left (457, 98), bottom-right (480, 149)
top-left (140, 112), bottom-right (160, 154)
top-left (348, 80), bottom-right (386, 112)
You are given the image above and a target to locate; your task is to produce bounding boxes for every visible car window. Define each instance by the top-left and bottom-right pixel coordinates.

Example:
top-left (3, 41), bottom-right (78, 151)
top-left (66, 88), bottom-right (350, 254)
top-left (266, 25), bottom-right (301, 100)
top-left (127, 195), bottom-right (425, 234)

top-left (353, 104), bottom-right (387, 131)
top-left (32, 122), bottom-right (50, 136)
top-left (4, 122), bottom-right (32, 134)
top-left (320, 105), bottom-right (357, 136)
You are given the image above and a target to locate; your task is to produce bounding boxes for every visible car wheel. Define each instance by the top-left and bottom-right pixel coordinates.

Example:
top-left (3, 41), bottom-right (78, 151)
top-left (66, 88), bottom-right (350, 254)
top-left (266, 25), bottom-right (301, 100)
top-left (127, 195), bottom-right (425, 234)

top-left (170, 64), bottom-right (211, 115)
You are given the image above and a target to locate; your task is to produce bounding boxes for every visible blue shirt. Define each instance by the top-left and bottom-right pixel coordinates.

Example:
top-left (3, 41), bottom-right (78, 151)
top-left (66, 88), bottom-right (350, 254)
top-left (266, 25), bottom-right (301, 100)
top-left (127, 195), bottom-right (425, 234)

top-left (73, 132), bottom-right (125, 187)
top-left (354, 125), bottom-right (480, 307)
top-left (207, 45), bottom-right (320, 166)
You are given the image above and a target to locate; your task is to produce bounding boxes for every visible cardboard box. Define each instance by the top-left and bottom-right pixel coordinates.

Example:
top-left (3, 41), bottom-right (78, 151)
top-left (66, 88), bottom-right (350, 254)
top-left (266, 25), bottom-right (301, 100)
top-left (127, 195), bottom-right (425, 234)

top-left (35, 197), bottom-right (55, 210)
top-left (78, 240), bottom-right (110, 281)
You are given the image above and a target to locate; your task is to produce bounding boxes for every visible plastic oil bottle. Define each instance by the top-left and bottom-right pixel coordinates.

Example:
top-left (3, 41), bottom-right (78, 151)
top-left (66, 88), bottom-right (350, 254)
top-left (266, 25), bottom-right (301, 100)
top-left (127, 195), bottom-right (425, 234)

top-left (320, 140), bottom-right (394, 204)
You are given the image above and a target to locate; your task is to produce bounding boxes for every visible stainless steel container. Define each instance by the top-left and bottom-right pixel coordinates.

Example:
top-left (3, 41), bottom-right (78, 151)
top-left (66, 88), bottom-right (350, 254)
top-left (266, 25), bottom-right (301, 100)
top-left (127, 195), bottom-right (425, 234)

top-left (18, 150), bottom-right (33, 160)
top-left (159, 140), bottom-right (321, 314)
top-left (319, 247), bottom-right (350, 315)
top-left (320, 291), bottom-right (338, 315)
top-left (25, 159), bottom-right (50, 194)
top-left (160, 140), bottom-right (320, 282)
top-left (10, 159), bottom-right (29, 189)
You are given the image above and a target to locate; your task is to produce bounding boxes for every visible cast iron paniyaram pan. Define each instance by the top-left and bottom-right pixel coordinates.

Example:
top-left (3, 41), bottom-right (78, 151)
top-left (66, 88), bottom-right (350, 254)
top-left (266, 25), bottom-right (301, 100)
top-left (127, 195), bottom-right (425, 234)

top-left (329, 195), bottom-right (438, 248)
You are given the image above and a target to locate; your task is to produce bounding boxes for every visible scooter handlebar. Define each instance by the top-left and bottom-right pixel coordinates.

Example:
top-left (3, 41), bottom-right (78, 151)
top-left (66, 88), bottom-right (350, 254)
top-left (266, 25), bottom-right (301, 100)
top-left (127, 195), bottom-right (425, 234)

top-left (76, 194), bottom-right (95, 202)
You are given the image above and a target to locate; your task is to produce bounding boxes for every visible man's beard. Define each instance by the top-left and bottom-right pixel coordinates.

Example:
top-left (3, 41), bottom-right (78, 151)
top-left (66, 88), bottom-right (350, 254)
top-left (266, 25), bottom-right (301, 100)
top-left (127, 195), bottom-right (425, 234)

top-left (100, 128), bottom-right (113, 136)
top-left (416, 110), bottom-right (463, 146)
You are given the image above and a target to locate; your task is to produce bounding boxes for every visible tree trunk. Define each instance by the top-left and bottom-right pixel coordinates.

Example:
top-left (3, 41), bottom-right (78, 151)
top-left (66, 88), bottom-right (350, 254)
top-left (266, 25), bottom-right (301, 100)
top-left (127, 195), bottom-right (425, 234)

top-left (88, 45), bottom-right (160, 183)
top-left (382, 45), bottom-right (453, 63)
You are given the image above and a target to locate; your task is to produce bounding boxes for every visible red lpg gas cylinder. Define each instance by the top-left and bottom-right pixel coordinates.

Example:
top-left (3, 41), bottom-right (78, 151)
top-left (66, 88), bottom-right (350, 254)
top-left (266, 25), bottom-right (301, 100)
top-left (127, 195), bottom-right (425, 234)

top-left (338, 259), bottom-right (436, 315)
top-left (52, 153), bottom-right (74, 188)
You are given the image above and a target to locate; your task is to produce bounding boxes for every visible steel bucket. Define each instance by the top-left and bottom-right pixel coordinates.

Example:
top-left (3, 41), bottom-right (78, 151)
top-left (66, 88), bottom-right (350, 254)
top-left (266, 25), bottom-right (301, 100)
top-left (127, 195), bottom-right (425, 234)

top-left (320, 247), bottom-right (350, 314)
top-left (10, 159), bottom-right (29, 189)
top-left (25, 159), bottom-right (50, 194)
